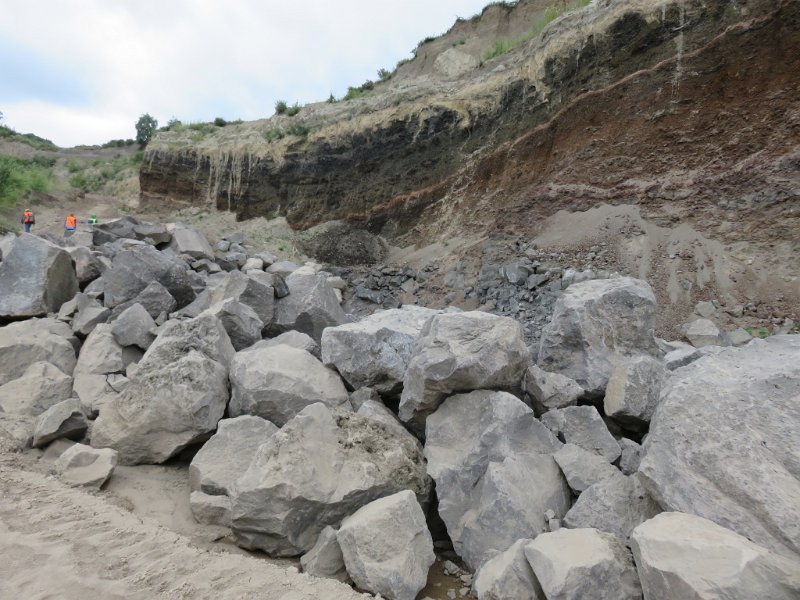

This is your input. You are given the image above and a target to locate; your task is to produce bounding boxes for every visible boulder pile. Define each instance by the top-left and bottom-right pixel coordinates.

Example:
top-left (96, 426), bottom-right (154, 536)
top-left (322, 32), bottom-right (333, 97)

top-left (1, 220), bottom-right (799, 600)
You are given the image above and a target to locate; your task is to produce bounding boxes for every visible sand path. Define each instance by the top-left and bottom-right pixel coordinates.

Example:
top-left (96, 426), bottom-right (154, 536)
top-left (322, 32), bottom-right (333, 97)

top-left (0, 462), bottom-right (364, 600)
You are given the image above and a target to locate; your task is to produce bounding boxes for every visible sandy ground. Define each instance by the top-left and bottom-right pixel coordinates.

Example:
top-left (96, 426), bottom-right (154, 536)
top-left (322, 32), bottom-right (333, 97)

top-left (0, 458), bottom-right (366, 600)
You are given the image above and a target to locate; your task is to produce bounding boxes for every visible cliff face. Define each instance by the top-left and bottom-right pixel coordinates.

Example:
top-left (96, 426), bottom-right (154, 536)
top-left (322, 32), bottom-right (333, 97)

top-left (140, 0), bottom-right (788, 233)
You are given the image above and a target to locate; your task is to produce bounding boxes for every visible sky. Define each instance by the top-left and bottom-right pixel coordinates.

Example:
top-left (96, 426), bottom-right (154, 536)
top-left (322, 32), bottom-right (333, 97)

top-left (0, 0), bottom-right (492, 147)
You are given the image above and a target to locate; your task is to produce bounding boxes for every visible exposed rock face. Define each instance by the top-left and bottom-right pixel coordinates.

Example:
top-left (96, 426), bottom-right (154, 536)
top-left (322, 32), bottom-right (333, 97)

top-left (0, 361), bottom-right (73, 416)
top-left (229, 403), bottom-right (431, 556)
top-left (0, 234), bottom-right (78, 319)
top-left (91, 314), bottom-right (234, 464)
top-left (638, 335), bottom-right (800, 557)
top-left (399, 312), bottom-right (529, 426)
top-left (0, 319), bottom-right (77, 386)
top-left (337, 490), bottom-right (435, 600)
top-left (102, 245), bottom-right (194, 309)
top-left (301, 526), bottom-right (349, 583)
top-left (524, 528), bottom-right (642, 600)
top-left (424, 390), bottom-right (562, 570)
top-left (471, 539), bottom-right (543, 600)
top-left (189, 415), bottom-right (278, 496)
top-left (55, 443), bottom-right (117, 488)
top-left (321, 306), bottom-right (439, 395)
top-left (631, 513), bottom-right (800, 600)
top-left (229, 345), bottom-right (350, 426)
top-left (537, 277), bottom-right (659, 396)
top-left (266, 271), bottom-right (346, 343)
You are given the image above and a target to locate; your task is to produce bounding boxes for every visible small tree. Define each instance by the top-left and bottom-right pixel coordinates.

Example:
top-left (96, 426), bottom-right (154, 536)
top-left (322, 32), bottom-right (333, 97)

top-left (275, 100), bottom-right (288, 115)
top-left (135, 113), bottom-right (158, 148)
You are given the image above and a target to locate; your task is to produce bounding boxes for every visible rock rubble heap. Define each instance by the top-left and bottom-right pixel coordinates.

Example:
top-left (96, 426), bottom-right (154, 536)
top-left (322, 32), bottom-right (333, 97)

top-left (1, 219), bottom-right (798, 600)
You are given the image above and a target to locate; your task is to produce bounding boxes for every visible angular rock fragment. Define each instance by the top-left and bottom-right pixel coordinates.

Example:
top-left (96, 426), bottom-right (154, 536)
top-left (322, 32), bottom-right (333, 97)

top-left (229, 403), bottom-right (431, 556)
top-left (102, 245), bottom-right (194, 309)
top-left (603, 355), bottom-right (666, 430)
top-left (111, 303), bottom-right (157, 350)
top-left (209, 270), bottom-right (274, 325)
top-left (425, 390), bottom-right (562, 570)
top-left (523, 365), bottom-right (583, 415)
top-left (229, 345), bottom-right (350, 426)
top-left (0, 319), bottom-right (77, 386)
top-left (56, 442), bottom-right (117, 488)
top-left (190, 491), bottom-right (231, 527)
top-left (66, 245), bottom-right (104, 285)
top-left (250, 330), bottom-right (320, 359)
top-left (564, 472), bottom-right (660, 540)
top-left (524, 528), bottom-right (642, 600)
top-left (618, 438), bottom-right (642, 475)
top-left (681, 318), bottom-right (729, 348)
top-left (541, 406), bottom-right (621, 462)
top-left (553, 443), bottom-right (621, 493)
top-left (204, 298), bottom-right (263, 351)
top-left (266, 271), bottom-right (345, 343)
top-left (0, 361), bottom-right (73, 416)
top-left (301, 526), bottom-right (349, 583)
top-left (71, 295), bottom-right (111, 336)
top-left (169, 226), bottom-right (214, 260)
top-left (32, 398), bottom-right (88, 448)
top-left (337, 490), bottom-right (434, 600)
top-left (321, 306), bottom-right (439, 395)
top-left (471, 539), bottom-right (543, 600)
top-left (537, 277), bottom-right (660, 396)
top-left (399, 312), bottom-right (529, 426)
top-left (189, 415), bottom-right (278, 496)
top-left (631, 512), bottom-right (800, 600)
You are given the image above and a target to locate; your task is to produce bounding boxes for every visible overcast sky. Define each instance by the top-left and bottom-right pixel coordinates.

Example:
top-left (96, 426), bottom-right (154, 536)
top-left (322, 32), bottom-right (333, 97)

top-left (1, 0), bottom-right (491, 147)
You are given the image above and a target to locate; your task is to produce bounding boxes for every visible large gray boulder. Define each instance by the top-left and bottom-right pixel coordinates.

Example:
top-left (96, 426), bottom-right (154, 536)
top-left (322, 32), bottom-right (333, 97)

top-left (337, 490), bottom-right (434, 600)
top-left (102, 245), bottom-right (194, 309)
top-left (603, 355), bottom-right (666, 430)
top-left (209, 270), bottom-right (274, 326)
top-left (564, 472), bottom-right (661, 541)
top-left (229, 345), bottom-right (350, 426)
top-left (541, 406), bottom-right (621, 463)
top-left (525, 528), bottom-right (642, 600)
top-left (537, 277), bottom-right (660, 396)
top-left (399, 312), bottom-right (530, 426)
top-left (471, 539), bottom-right (543, 600)
top-left (229, 403), bottom-right (431, 556)
top-left (189, 415), bottom-right (278, 496)
top-left (71, 296), bottom-right (111, 336)
top-left (523, 365), bottom-right (583, 416)
top-left (56, 443), bottom-right (117, 488)
top-left (321, 306), bottom-right (439, 395)
top-left (638, 335), bottom-right (800, 557)
top-left (631, 513), bottom-right (800, 600)
top-left (32, 398), bottom-right (88, 448)
top-left (169, 226), bottom-right (214, 260)
top-left (0, 319), bottom-right (76, 386)
top-left (266, 271), bottom-right (346, 343)
top-left (91, 215), bottom-right (140, 245)
top-left (204, 299), bottom-right (263, 351)
top-left (122, 281), bottom-right (177, 318)
top-left (0, 234), bottom-right (78, 319)
top-left (90, 314), bottom-right (234, 464)
top-left (425, 390), bottom-right (563, 570)
top-left (0, 361), bottom-right (73, 416)
top-left (301, 526), bottom-right (349, 583)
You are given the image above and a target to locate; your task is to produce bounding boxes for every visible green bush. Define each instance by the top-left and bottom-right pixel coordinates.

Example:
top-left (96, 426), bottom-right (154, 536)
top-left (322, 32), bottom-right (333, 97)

top-left (286, 103), bottom-right (302, 117)
top-left (343, 86), bottom-right (367, 101)
top-left (0, 155), bottom-right (52, 204)
top-left (135, 113), bottom-right (158, 148)
top-left (213, 117), bottom-right (228, 127)
top-left (377, 68), bottom-right (392, 81)
top-left (327, 93), bottom-right (336, 104)
top-left (286, 123), bottom-right (309, 137)
top-left (275, 100), bottom-right (288, 114)
top-left (264, 128), bottom-right (285, 142)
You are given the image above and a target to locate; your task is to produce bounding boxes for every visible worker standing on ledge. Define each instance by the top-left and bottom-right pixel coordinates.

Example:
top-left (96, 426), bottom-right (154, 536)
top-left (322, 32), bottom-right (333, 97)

top-left (64, 213), bottom-right (77, 237)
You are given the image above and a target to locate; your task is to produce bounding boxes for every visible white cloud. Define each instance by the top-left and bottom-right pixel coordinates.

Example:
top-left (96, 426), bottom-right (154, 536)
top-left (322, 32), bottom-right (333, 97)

top-left (1, 0), bottom-right (490, 146)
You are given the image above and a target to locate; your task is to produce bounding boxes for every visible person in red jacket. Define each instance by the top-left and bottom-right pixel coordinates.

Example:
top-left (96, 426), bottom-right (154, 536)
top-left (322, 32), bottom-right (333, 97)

top-left (21, 208), bottom-right (35, 233)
